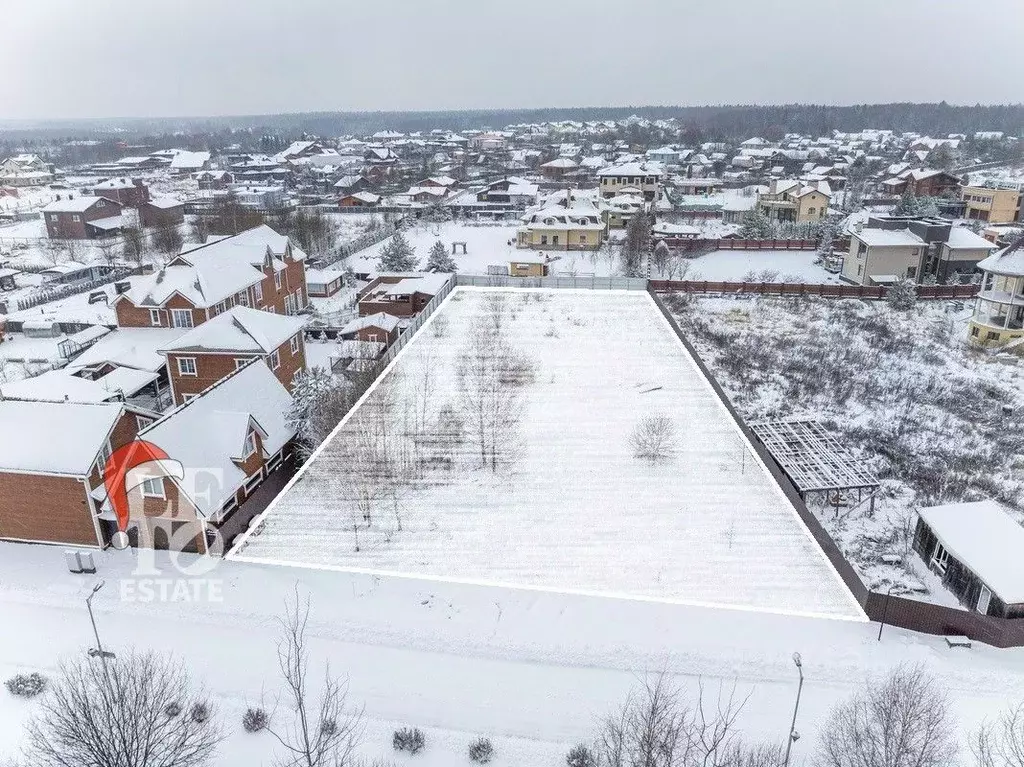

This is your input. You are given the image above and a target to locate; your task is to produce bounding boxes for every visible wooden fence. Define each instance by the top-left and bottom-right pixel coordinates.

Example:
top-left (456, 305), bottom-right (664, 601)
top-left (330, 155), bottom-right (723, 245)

top-left (649, 279), bottom-right (980, 300)
top-left (655, 237), bottom-right (820, 252)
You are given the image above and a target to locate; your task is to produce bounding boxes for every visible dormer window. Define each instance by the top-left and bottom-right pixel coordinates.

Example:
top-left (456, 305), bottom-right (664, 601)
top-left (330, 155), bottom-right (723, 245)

top-left (242, 431), bottom-right (257, 459)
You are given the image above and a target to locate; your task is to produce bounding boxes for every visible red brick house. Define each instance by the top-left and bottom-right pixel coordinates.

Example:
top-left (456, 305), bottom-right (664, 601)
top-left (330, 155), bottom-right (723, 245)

top-left (339, 312), bottom-right (401, 347)
top-left (357, 272), bottom-right (449, 317)
top-left (131, 359), bottom-right (296, 553)
top-left (113, 224), bottom-right (309, 329)
top-left (42, 195), bottom-right (125, 240)
top-left (195, 170), bottom-right (234, 190)
top-left (140, 197), bottom-right (185, 228)
top-left (0, 400), bottom-right (148, 547)
top-left (305, 267), bottom-right (347, 297)
top-left (338, 191), bottom-right (380, 208)
top-left (90, 177), bottom-right (151, 208)
top-left (158, 305), bottom-right (306, 405)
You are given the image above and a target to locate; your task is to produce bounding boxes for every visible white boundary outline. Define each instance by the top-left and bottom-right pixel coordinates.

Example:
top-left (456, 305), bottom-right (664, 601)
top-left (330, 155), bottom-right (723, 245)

top-left (231, 286), bottom-right (867, 623)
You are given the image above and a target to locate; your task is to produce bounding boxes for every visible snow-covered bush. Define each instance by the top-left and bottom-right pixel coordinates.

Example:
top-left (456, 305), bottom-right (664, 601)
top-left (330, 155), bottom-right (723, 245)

top-left (630, 416), bottom-right (678, 461)
top-left (242, 706), bottom-right (269, 733)
top-left (393, 726), bottom-right (426, 754)
top-left (468, 737), bottom-right (494, 764)
top-left (566, 743), bottom-right (597, 767)
top-left (885, 278), bottom-right (918, 310)
top-left (5, 672), bottom-right (46, 698)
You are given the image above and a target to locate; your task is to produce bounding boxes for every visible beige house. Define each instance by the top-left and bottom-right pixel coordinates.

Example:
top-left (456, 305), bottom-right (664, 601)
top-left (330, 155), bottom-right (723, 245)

top-left (968, 244), bottom-right (1024, 347)
top-left (597, 162), bottom-right (664, 201)
top-left (756, 179), bottom-right (831, 224)
top-left (517, 200), bottom-right (605, 250)
top-left (962, 184), bottom-right (1022, 224)
top-left (843, 228), bottom-right (926, 285)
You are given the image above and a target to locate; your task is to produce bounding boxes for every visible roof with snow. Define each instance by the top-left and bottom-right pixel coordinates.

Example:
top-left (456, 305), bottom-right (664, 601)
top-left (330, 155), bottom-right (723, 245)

top-left (340, 312), bottom-right (400, 334)
top-left (138, 360), bottom-right (294, 518)
top-left (853, 228), bottom-right (925, 247)
top-left (0, 369), bottom-right (129, 404)
top-left (169, 151), bottom-right (211, 170)
top-left (918, 500), bottom-right (1024, 604)
top-left (159, 305), bottom-right (305, 354)
top-left (977, 240), bottom-right (1024, 276)
top-left (944, 227), bottom-right (996, 251)
top-left (596, 161), bottom-right (665, 178)
top-left (145, 196), bottom-right (184, 209)
top-left (42, 196), bottom-right (116, 213)
top-left (66, 328), bottom-right (190, 373)
top-left (0, 400), bottom-right (124, 475)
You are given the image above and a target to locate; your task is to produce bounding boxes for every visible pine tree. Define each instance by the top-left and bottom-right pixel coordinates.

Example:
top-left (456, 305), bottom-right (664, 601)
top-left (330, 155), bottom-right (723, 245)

top-left (886, 277), bottom-right (918, 310)
top-left (738, 209), bottom-right (775, 239)
top-left (287, 366), bottom-right (338, 454)
top-left (621, 210), bottom-right (652, 277)
top-left (426, 240), bottom-right (457, 272)
top-left (377, 230), bottom-right (417, 271)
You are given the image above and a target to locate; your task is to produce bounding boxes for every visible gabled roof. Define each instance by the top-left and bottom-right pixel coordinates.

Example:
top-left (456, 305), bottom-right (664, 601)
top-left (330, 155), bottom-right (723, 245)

top-left (138, 361), bottom-right (294, 517)
top-left (854, 228), bottom-right (924, 247)
top-left (340, 312), bottom-right (400, 334)
top-left (944, 227), bottom-right (995, 251)
top-left (42, 196), bottom-right (117, 213)
top-left (0, 400), bottom-right (124, 475)
top-left (0, 369), bottom-right (128, 404)
top-left (169, 151), bottom-right (211, 170)
top-left (159, 305), bottom-right (305, 354)
top-left (67, 328), bottom-right (189, 374)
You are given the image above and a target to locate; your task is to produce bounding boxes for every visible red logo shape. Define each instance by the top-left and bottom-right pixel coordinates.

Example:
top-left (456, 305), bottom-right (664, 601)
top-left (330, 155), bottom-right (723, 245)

top-left (102, 440), bottom-right (184, 548)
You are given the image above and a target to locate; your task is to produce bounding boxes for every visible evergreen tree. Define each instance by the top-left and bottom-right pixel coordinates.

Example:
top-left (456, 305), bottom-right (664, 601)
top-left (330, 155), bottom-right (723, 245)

top-left (621, 210), bottom-right (652, 277)
top-left (426, 240), bottom-right (457, 272)
top-left (377, 230), bottom-right (417, 271)
top-left (886, 277), bottom-right (918, 310)
top-left (287, 366), bottom-right (341, 458)
top-left (738, 209), bottom-right (775, 239)
top-left (817, 216), bottom-right (840, 255)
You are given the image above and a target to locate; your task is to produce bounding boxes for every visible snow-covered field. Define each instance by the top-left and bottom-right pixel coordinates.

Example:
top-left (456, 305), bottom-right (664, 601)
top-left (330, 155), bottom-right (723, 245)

top-left (2, 544), bottom-right (1024, 767)
top-left (238, 288), bottom-right (862, 620)
top-left (671, 294), bottom-right (1024, 603)
top-left (682, 249), bottom-right (841, 284)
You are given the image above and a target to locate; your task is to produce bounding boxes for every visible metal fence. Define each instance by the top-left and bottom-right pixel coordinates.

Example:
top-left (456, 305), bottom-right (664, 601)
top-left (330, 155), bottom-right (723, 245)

top-left (649, 279), bottom-right (980, 301)
top-left (14, 267), bottom-right (138, 312)
top-left (370, 274), bottom-right (456, 374)
top-left (316, 222), bottom-right (398, 268)
top-left (456, 274), bottom-right (649, 291)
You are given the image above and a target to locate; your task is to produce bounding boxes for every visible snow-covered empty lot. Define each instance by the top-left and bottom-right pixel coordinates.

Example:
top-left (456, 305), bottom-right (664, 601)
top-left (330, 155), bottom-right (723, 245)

top-left (239, 288), bottom-right (863, 619)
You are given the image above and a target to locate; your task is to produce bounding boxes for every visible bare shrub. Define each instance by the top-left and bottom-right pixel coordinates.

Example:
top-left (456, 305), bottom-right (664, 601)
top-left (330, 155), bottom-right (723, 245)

top-left (430, 313), bottom-right (449, 338)
top-left (242, 706), bottom-right (269, 733)
top-left (972, 701), bottom-right (1024, 767)
top-left (630, 416), bottom-right (677, 461)
top-left (816, 664), bottom-right (956, 767)
top-left (468, 737), bottom-right (494, 764)
top-left (5, 672), bottom-right (46, 698)
top-left (25, 651), bottom-right (222, 767)
top-left (566, 743), bottom-right (598, 767)
top-left (393, 726), bottom-right (426, 754)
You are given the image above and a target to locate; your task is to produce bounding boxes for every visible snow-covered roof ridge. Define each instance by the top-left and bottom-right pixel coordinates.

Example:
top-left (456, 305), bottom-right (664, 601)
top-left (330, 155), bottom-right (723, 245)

top-left (159, 305), bottom-right (305, 354)
top-left (978, 236), bottom-right (1024, 276)
top-left (0, 400), bottom-right (125, 475)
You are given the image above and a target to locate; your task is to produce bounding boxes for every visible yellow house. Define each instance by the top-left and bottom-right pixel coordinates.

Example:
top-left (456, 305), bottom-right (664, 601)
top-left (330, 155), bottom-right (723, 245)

top-left (509, 260), bottom-right (548, 277)
top-left (597, 162), bottom-right (664, 201)
top-left (601, 191), bottom-right (644, 229)
top-left (756, 179), bottom-right (831, 224)
top-left (968, 243), bottom-right (1024, 347)
top-left (516, 201), bottom-right (606, 250)
top-left (962, 184), bottom-right (1022, 224)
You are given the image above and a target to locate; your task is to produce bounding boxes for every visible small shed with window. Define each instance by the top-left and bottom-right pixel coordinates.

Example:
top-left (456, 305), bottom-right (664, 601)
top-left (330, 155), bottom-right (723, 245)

top-left (913, 499), bottom-right (1024, 618)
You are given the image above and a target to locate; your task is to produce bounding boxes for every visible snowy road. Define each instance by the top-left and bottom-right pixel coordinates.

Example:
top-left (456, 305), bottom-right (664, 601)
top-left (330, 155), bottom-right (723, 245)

top-left (2, 545), bottom-right (1024, 765)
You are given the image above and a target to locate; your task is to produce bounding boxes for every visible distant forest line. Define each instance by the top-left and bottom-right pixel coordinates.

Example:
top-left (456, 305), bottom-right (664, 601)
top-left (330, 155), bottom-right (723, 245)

top-left (3, 103), bottom-right (1024, 142)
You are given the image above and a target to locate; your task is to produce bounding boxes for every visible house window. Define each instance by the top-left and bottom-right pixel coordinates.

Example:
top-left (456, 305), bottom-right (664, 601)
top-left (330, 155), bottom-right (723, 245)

top-left (266, 306), bottom-right (275, 314)
top-left (234, 358), bottom-right (249, 369)
top-left (274, 272), bottom-right (282, 290)
top-left (141, 477), bottom-right (165, 498)
top-left (857, 265), bottom-right (863, 276)
top-left (906, 266), bottom-right (917, 279)
top-left (242, 431), bottom-right (257, 459)
top-left (177, 357), bottom-right (197, 376)
top-left (136, 415), bottom-right (153, 430)
top-left (72, 214), bottom-right (81, 222)
top-left (170, 309), bottom-right (193, 328)
top-left (930, 542), bottom-right (949, 574)
top-left (182, 393), bottom-right (198, 402)
top-left (254, 282), bottom-right (263, 304)
top-left (149, 309), bottom-right (161, 326)
top-left (971, 326), bottom-right (980, 337)
top-left (579, 234), bottom-right (587, 243)
top-left (98, 440), bottom-right (112, 470)
top-left (238, 291), bottom-right (249, 307)
top-left (290, 335), bottom-right (300, 355)
top-left (807, 207), bottom-right (815, 215)
top-left (987, 331), bottom-right (1000, 341)
top-left (269, 350), bottom-right (280, 369)
top-left (244, 469), bottom-right (263, 494)
top-left (284, 294), bottom-right (295, 315)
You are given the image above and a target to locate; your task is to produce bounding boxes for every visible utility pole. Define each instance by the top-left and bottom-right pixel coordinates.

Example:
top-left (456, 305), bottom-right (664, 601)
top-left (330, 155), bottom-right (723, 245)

top-left (86, 581), bottom-right (116, 687)
top-left (783, 652), bottom-right (804, 767)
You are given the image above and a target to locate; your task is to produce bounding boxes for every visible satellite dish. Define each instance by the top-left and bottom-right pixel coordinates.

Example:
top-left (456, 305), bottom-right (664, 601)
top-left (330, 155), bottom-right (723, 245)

top-left (111, 531), bottom-right (130, 550)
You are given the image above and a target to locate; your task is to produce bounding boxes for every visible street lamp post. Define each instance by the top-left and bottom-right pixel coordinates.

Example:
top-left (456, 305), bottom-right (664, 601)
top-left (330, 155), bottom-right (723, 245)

top-left (783, 652), bottom-right (804, 767)
top-left (86, 581), bottom-right (115, 687)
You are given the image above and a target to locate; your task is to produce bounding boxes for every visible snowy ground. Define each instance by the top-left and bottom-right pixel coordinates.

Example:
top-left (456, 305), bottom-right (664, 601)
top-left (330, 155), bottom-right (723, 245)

top-left (328, 211), bottom-right (380, 247)
top-left (674, 249), bottom-right (840, 284)
top-left (238, 288), bottom-right (862, 620)
top-left (670, 295), bottom-right (1024, 603)
top-left (2, 544), bottom-right (1024, 767)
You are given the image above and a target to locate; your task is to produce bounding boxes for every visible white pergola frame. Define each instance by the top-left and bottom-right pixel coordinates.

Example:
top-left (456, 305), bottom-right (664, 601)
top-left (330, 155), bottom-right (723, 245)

top-left (749, 418), bottom-right (879, 497)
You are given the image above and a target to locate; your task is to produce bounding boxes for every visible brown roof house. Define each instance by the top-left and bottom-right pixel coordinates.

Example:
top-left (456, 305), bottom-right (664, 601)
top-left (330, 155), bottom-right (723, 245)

top-left (357, 272), bottom-right (451, 318)
top-left (339, 312), bottom-right (401, 347)
top-left (158, 305), bottom-right (306, 405)
top-left (90, 177), bottom-right (151, 208)
top-left (140, 197), bottom-right (185, 228)
top-left (0, 400), bottom-right (146, 547)
top-left (42, 195), bottom-right (125, 240)
top-left (113, 224), bottom-right (309, 329)
top-left (881, 168), bottom-right (961, 198)
top-left (125, 359), bottom-right (296, 554)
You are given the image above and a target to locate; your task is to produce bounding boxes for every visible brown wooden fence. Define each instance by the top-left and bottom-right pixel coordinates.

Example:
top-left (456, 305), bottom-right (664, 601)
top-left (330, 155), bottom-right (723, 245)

top-left (656, 237), bottom-right (819, 251)
top-left (649, 279), bottom-right (980, 300)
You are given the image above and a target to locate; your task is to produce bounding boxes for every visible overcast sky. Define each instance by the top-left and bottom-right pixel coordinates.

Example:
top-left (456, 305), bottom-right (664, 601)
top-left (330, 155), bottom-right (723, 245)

top-left (3, 0), bottom-right (1024, 120)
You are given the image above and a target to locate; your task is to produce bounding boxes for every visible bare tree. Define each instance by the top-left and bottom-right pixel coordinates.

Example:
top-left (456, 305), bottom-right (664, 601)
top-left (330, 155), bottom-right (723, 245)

top-left (972, 701), bottom-right (1024, 767)
top-left (598, 672), bottom-right (758, 767)
top-left (25, 650), bottom-right (222, 767)
top-left (120, 225), bottom-right (146, 263)
top-left (153, 220), bottom-right (184, 258)
top-left (457, 323), bottom-right (524, 472)
top-left (816, 664), bottom-right (956, 767)
top-left (630, 416), bottom-right (678, 461)
top-left (264, 592), bottom-right (364, 767)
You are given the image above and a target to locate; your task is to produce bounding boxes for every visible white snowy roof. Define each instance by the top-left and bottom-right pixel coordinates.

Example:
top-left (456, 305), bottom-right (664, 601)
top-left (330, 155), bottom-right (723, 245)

top-left (139, 361), bottom-right (294, 517)
top-left (597, 162), bottom-right (665, 178)
top-left (944, 227), bottom-right (995, 251)
top-left (42, 196), bottom-right (112, 213)
top-left (169, 151), bottom-right (211, 170)
top-left (94, 366), bottom-right (159, 396)
top-left (541, 158), bottom-right (578, 168)
top-left (978, 243), bottom-right (1024, 276)
top-left (67, 328), bottom-right (190, 373)
top-left (372, 272), bottom-right (451, 297)
top-left (0, 369), bottom-right (128, 404)
top-left (652, 221), bottom-right (701, 236)
top-left (919, 500), bottom-right (1024, 604)
top-left (340, 312), bottom-right (400, 334)
top-left (0, 400), bottom-right (123, 475)
top-left (146, 196), bottom-right (183, 210)
top-left (854, 228), bottom-right (924, 248)
top-left (159, 306), bottom-right (304, 354)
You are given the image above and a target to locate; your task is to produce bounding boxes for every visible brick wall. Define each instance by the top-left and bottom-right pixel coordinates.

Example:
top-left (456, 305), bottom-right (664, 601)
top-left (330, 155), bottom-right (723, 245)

top-left (167, 338), bottom-right (304, 405)
top-left (0, 472), bottom-right (98, 546)
top-left (116, 293), bottom-right (204, 329)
